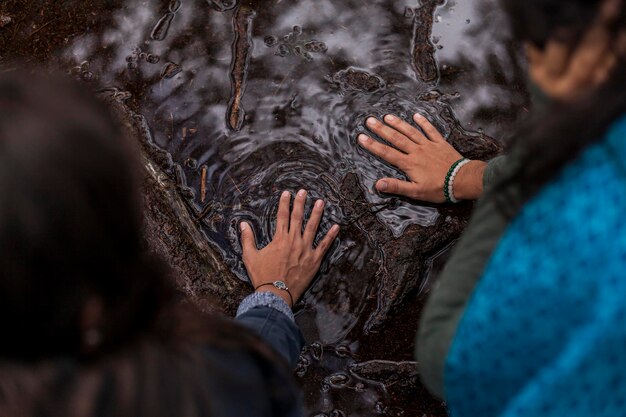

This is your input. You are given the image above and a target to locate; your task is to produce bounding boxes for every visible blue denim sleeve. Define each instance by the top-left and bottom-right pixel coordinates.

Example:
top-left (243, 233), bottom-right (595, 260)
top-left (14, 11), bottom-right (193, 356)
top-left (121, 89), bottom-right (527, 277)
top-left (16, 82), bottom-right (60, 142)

top-left (236, 292), bottom-right (305, 368)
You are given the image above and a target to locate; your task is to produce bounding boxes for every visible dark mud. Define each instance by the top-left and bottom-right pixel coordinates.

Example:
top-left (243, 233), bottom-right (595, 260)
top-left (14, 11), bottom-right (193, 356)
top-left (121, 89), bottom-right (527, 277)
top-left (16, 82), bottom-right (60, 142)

top-left (0, 0), bottom-right (528, 415)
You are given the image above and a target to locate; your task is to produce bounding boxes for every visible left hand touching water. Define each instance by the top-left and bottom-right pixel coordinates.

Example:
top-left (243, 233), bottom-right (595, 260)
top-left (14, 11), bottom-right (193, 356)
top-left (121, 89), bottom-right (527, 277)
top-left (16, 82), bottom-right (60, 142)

top-left (358, 114), bottom-right (487, 203)
top-left (239, 189), bottom-right (340, 307)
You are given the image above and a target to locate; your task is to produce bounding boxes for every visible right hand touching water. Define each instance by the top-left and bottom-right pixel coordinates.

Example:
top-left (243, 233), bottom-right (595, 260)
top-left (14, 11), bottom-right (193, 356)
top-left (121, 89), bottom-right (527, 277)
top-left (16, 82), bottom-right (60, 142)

top-left (358, 113), bottom-right (487, 203)
top-left (240, 189), bottom-right (340, 308)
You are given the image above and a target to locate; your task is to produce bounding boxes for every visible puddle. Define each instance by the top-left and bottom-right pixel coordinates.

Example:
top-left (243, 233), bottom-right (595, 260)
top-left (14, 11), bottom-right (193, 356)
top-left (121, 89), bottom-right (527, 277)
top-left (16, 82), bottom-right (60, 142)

top-left (0, 0), bottom-right (528, 414)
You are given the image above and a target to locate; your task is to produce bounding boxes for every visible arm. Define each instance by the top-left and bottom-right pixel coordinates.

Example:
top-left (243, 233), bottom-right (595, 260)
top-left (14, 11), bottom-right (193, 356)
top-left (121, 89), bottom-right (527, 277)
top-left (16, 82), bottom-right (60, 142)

top-left (415, 152), bottom-right (520, 398)
top-left (415, 193), bottom-right (511, 397)
top-left (237, 190), bottom-right (340, 368)
top-left (357, 113), bottom-right (496, 202)
top-left (357, 113), bottom-right (513, 397)
top-left (236, 295), bottom-right (305, 368)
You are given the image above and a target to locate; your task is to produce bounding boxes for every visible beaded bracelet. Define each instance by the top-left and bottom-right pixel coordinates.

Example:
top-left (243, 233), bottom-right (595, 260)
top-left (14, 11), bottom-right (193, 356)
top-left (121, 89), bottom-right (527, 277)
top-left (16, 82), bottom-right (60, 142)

top-left (444, 158), bottom-right (471, 204)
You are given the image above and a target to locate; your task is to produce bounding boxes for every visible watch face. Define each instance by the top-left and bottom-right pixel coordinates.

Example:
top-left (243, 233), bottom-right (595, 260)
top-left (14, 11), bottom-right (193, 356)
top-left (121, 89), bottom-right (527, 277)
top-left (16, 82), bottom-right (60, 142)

top-left (274, 281), bottom-right (288, 291)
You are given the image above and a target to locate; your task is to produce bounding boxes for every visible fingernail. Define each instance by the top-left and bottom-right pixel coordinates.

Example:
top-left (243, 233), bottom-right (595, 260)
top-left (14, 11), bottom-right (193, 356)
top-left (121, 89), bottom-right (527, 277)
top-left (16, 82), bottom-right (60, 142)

top-left (240, 222), bottom-right (248, 231)
top-left (414, 113), bottom-right (424, 120)
top-left (298, 189), bottom-right (307, 197)
top-left (358, 134), bottom-right (370, 145)
top-left (384, 114), bottom-right (396, 122)
top-left (315, 199), bottom-right (324, 209)
top-left (282, 190), bottom-right (290, 198)
top-left (377, 180), bottom-right (388, 192)
top-left (366, 117), bottom-right (377, 126)
top-left (331, 224), bottom-right (340, 233)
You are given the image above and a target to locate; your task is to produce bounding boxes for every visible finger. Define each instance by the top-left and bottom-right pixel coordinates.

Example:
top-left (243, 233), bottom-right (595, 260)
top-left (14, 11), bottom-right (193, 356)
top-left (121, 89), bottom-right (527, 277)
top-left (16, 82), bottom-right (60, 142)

top-left (592, 52), bottom-right (617, 85)
top-left (413, 113), bottom-right (446, 142)
top-left (366, 116), bottom-right (420, 151)
top-left (290, 189), bottom-right (307, 235)
top-left (315, 224), bottom-right (340, 258)
top-left (565, 24), bottom-right (611, 84)
top-left (303, 199), bottom-right (324, 245)
top-left (382, 114), bottom-right (428, 145)
top-left (526, 43), bottom-right (544, 67)
top-left (543, 39), bottom-right (571, 77)
top-left (240, 222), bottom-right (258, 256)
top-left (275, 190), bottom-right (291, 236)
top-left (376, 178), bottom-right (420, 199)
top-left (358, 134), bottom-right (407, 167)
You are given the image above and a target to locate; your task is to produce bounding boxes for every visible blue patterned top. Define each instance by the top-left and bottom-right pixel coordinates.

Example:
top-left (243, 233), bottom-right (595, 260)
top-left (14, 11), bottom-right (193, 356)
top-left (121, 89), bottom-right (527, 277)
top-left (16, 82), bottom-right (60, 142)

top-left (445, 114), bottom-right (626, 416)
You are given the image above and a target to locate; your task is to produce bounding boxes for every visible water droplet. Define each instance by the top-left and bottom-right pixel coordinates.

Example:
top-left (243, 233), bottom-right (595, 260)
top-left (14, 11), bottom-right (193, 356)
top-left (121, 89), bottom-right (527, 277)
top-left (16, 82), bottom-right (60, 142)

top-left (404, 7), bottom-right (414, 18)
top-left (146, 54), bottom-right (161, 64)
top-left (207, 0), bottom-right (238, 12)
top-left (264, 35), bottom-right (278, 47)
top-left (466, 18), bottom-right (471, 24)
top-left (276, 44), bottom-right (291, 57)
top-left (292, 25), bottom-right (302, 35)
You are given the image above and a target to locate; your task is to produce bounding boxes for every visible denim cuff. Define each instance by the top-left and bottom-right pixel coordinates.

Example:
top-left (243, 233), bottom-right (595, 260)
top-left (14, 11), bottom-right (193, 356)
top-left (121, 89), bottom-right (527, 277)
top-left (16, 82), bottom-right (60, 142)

top-left (236, 291), bottom-right (295, 322)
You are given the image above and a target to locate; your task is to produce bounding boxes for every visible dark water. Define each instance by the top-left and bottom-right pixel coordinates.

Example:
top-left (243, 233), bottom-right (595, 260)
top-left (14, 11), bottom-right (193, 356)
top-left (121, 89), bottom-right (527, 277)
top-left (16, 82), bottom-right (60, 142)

top-left (0, 0), bottom-right (528, 415)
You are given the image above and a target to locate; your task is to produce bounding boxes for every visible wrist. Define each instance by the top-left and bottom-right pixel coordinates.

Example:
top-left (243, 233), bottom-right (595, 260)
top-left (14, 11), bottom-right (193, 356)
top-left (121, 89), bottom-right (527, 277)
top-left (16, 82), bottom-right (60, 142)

top-left (452, 160), bottom-right (487, 201)
top-left (255, 287), bottom-right (293, 308)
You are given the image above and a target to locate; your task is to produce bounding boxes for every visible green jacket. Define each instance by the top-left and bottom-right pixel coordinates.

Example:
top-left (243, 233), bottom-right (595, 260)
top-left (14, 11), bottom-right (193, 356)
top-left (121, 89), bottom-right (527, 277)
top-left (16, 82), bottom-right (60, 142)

top-left (416, 155), bottom-right (513, 398)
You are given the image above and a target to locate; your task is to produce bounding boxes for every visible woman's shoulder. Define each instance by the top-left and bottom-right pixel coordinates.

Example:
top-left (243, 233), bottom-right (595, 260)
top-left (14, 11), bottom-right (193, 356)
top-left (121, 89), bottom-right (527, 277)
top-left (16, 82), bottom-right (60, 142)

top-left (0, 307), bottom-right (303, 417)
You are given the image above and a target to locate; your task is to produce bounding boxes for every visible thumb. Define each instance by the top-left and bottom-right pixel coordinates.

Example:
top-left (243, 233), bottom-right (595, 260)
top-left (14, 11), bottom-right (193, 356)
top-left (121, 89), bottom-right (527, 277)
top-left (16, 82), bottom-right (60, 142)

top-left (240, 222), bottom-right (258, 255)
top-left (376, 178), bottom-right (419, 198)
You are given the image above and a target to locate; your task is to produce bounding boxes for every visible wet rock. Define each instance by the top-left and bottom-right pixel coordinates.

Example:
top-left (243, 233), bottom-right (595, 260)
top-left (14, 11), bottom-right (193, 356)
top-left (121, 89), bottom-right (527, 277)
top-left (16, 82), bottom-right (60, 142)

top-left (107, 99), bottom-right (250, 314)
top-left (411, 0), bottom-right (444, 83)
top-left (350, 360), bottom-right (419, 387)
top-left (325, 372), bottom-right (350, 389)
top-left (227, 5), bottom-right (256, 131)
top-left (160, 62), bottom-right (182, 79)
top-left (151, 12), bottom-right (175, 41)
top-left (330, 67), bottom-right (386, 93)
top-left (227, 6), bottom-right (256, 131)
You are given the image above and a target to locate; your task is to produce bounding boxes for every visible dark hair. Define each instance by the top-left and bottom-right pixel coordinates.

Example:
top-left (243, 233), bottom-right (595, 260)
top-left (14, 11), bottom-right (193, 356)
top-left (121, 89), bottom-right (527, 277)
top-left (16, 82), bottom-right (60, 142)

top-left (496, 0), bottom-right (626, 211)
top-left (0, 72), bottom-right (173, 359)
top-left (0, 73), bottom-right (282, 416)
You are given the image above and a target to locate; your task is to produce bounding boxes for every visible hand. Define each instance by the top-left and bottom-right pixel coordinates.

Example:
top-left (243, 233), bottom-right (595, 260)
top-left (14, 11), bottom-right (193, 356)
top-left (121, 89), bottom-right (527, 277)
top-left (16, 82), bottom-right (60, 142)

top-left (526, 0), bottom-right (624, 101)
top-left (358, 113), bottom-right (487, 203)
top-left (239, 189), bottom-right (340, 307)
